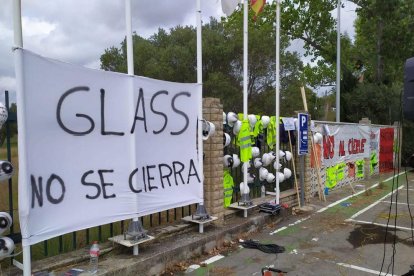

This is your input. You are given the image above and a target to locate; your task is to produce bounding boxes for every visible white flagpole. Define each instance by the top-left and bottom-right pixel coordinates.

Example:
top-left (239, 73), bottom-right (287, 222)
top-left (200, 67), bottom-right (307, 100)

top-left (336, 0), bottom-right (341, 122)
top-left (196, 0), bottom-right (206, 209)
top-left (13, 0), bottom-right (31, 275)
top-left (275, 0), bottom-right (281, 205)
top-left (124, 0), bottom-right (140, 256)
top-left (242, 0), bottom-right (248, 195)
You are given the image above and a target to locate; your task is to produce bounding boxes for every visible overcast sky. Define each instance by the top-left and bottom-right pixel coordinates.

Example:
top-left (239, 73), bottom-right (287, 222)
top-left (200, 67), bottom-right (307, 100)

top-left (0, 0), bottom-right (357, 103)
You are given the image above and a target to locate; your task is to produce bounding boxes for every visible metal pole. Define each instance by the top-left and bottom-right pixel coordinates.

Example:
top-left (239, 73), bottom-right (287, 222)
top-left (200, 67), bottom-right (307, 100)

top-left (196, 0), bottom-right (206, 209)
top-left (275, 0), bottom-right (281, 204)
top-left (13, 1), bottom-right (31, 275)
top-left (124, 0), bottom-right (139, 256)
top-left (336, 0), bottom-right (341, 122)
top-left (242, 0), bottom-right (248, 194)
top-left (300, 156), bottom-right (305, 206)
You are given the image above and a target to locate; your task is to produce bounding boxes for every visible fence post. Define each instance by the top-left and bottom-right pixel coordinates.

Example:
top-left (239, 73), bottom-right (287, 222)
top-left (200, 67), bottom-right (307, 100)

top-left (202, 98), bottom-right (224, 224)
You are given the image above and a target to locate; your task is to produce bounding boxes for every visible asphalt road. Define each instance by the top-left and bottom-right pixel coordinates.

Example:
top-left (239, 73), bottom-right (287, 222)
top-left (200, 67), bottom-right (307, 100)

top-left (187, 170), bottom-right (414, 276)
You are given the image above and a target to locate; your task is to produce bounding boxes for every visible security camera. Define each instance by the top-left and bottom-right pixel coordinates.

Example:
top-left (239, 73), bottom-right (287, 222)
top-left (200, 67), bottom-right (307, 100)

top-left (0, 212), bottom-right (12, 235)
top-left (0, 237), bottom-right (15, 260)
top-left (0, 161), bottom-right (13, 182)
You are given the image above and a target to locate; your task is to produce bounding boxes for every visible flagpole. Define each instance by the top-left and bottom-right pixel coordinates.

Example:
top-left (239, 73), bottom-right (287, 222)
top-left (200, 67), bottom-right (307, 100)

top-left (275, 0), bottom-right (281, 205)
top-left (196, 0), bottom-right (206, 210)
top-left (336, 0), bottom-right (341, 122)
top-left (13, 0), bottom-right (31, 275)
top-left (124, 0), bottom-right (141, 256)
top-left (243, 0), bottom-right (248, 195)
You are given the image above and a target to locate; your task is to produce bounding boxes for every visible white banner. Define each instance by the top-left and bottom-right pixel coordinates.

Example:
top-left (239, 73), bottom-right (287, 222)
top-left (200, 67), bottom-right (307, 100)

top-left (17, 50), bottom-right (202, 246)
top-left (321, 124), bottom-right (370, 167)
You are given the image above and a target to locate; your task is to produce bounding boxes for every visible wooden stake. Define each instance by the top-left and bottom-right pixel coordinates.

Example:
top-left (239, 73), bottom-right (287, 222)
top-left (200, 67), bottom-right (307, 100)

top-left (300, 86), bottom-right (326, 202)
top-left (288, 131), bottom-right (301, 208)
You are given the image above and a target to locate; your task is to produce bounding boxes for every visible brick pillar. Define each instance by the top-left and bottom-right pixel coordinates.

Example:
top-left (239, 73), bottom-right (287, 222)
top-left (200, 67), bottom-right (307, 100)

top-left (202, 98), bottom-right (224, 224)
top-left (359, 118), bottom-right (371, 180)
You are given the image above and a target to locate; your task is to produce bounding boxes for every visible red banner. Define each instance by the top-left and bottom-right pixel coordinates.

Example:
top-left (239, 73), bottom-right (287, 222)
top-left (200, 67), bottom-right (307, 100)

top-left (379, 128), bottom-right (394, 172)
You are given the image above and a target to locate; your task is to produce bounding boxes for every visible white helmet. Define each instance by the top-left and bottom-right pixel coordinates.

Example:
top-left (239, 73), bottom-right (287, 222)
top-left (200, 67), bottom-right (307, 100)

top-left (0, 103), bottom-right (8, 130)
top-left (239, 182), bottom-right (250, 194)
top-left (273, 161), bottom-right (282, 170)
top-left (252, 147), bottom-right (260, 158)
top-left (248, 114), bottom-right (257, 129)
top-left (233, 120), bottom-right (242, 135)
top-left (227, 112), bottom-right (238, 127)
top-left (268, 152), bottom-right (277, 162)
top-left (223, 112), bottom-right (227, 125)
top-left (202, 120), bottom-right (216, 140)
top-left (261, 153), bottom-right (272, 167)
top-left (0, 161), bottom-right (13, 182)
top-left (283, 168), bottom-right (292, 179)
top-left (284, 151), bottom-right (292, 162)
top-left (279, 150), bottom-right (286, 159)
top-left (232, 154), bottom-right (241, 168)
top-left (266, 173), bottom-right (275, 183)
top-left (254, 158), bottom-right (263, 168)
top-left (223, 133), bottom-right (231, 148)
top-left (0, 237), bottom-right (15, 260)
top-left (313, 132), bottom-right (323, 144)
top-left (247, 173), bottom-right (255, 184)
top-left (0, 212), bottom-right (12, 235)
top-left (223, 155), bottom-right (233, 168)
top-left (259, 167), bottom-right (269, 181)
top-left (277, 172), bottom-right (285, 183)
top-left (261, 116), bottom-right (270, 129)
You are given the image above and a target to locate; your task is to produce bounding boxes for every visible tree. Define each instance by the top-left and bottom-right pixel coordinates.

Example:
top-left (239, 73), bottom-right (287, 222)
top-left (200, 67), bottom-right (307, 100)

top-left (100, 14), bottom-right (313, 116)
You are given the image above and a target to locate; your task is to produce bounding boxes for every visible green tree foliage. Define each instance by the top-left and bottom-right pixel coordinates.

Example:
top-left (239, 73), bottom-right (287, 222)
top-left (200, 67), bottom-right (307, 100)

top-left (100, 15), bottom-right (315, 116)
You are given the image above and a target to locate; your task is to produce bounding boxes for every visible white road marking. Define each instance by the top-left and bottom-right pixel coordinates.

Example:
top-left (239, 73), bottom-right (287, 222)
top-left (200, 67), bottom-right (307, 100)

top-left (268, 172), bottom-right (407, 235)
top-left (345, 219), bottom-right (413, 231)
top-left (349, 185), bottom-right (405, 219)
top-left (336, 262), bottom-right (398, 276)
top-left (201, 254), bottom-right (225, 265)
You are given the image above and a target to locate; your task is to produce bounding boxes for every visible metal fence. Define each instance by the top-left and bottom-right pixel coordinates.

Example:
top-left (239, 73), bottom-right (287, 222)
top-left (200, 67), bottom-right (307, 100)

top-left (223, 121), bottom-right (297, 203)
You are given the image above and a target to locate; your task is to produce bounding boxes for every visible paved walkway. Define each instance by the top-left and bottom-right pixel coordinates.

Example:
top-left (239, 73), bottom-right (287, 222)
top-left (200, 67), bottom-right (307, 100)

top-left (186, 170), bottom-right (414, 276)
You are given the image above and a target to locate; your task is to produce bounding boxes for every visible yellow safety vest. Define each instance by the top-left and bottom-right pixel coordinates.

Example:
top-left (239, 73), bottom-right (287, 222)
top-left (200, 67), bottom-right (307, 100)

top-left (238, 120), bottom-right (252, 162)
top-left (267, 116), bottom-right (276, 149)
top-left (223, 170), bottom-right (234, 207)
top-left (336, 163), bottom-right (346, 181)
top-left (326, 166), bottom-right (337, 189)
top-left (356, 160), bottom-right (364, 178)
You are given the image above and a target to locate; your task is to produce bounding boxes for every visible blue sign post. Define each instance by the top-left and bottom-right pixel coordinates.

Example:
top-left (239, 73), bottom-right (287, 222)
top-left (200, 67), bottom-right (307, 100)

top-left (298, 113), bottom-right (309, 155)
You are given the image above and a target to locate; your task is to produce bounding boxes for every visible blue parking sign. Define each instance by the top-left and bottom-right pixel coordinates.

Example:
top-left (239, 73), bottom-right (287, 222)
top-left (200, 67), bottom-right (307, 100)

top-left (298, 113), bottom-right (308, 155)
